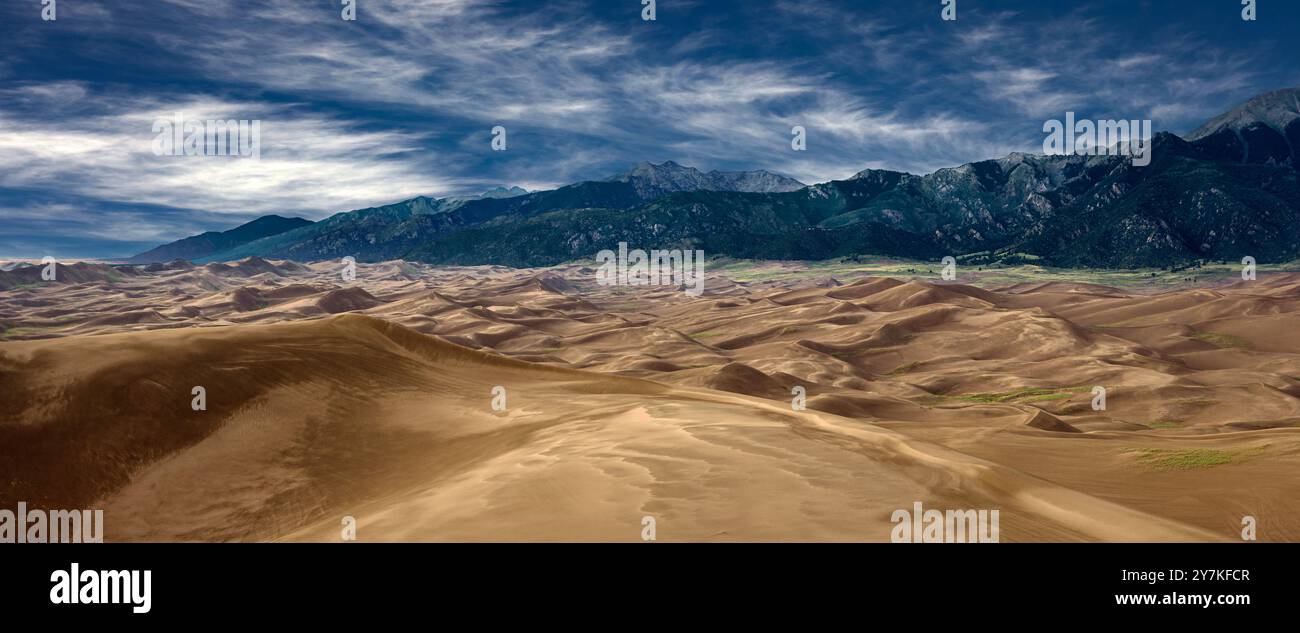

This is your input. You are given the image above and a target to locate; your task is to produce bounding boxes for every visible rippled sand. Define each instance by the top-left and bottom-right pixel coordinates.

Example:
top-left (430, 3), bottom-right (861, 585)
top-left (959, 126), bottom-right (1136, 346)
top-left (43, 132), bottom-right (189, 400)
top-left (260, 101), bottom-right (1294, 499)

top-left (2, 258), bottom-right (1298, 541)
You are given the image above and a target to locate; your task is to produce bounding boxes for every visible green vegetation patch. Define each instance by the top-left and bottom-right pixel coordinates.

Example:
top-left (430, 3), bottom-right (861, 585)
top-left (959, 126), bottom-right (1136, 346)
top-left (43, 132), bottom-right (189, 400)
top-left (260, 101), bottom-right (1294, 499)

top-left (0, 325), bottom-right (53, 340)
top-left (886, 361), bottom-right (919, 376)
top-left (951, 386), bottom-right (1089, 404)
top-left (1192, 331), bottom-right (1251, 349)
top-left (1126, 448), bottom-right (1234, 471)
top-left (1145, 420), bottom-right (1184, 430)
top-left (692, 257), bottom-right (1300, 293)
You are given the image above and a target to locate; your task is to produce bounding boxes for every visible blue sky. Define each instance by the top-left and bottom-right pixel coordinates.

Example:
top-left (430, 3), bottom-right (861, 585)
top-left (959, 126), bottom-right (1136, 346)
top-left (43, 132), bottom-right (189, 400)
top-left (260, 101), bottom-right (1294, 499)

top-left (1, 0), bottom-right (1297, 258)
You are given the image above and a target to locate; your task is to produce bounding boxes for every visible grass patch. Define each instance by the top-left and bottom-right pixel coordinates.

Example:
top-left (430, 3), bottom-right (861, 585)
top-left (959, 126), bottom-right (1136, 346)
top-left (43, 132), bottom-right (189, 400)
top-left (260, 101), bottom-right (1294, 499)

top-left (1192, 332), bottom-right (1251, 349)
top-left (678, 257), bottom-right (1300, 293)
top-left (1095, 316), bottom-right (1160, 328)
top-left (886, 361), bottom-right (919, 376)
top-left (956, 388), bottom-right (1058, 403)
top-left (1145, 420), bottom-right (1184, 429)
top-left (951, 386), bottom-right (1088, 404)
top-left (1127, 448), bottom-right (1233, 470)
top-left (915, 386), bottom-right (1089, 405)
top-left (0, 325), bottom-right (53, 340)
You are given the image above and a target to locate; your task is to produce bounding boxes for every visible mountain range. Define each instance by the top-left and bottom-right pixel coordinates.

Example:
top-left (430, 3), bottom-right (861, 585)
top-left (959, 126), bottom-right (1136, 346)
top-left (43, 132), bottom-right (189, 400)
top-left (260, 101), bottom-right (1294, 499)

top-left (127, 215), bottom-right (311, 264)
top-left (132, 87), bottom-right (1300, 269)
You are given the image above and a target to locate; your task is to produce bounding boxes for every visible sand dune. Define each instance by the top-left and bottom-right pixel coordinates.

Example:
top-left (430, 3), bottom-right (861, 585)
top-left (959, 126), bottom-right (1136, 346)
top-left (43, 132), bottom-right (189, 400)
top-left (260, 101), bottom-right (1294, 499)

top-left (3, 259), bottom-right (1300, 541)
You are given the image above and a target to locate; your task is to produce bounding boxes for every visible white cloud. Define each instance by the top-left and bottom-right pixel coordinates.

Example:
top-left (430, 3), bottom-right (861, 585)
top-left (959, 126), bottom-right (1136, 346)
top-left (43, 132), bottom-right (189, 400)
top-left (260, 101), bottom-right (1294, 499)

top-left (0, 0), bottom-right (1283, 231)
top-left (0, 91), bottom-right (465, 217)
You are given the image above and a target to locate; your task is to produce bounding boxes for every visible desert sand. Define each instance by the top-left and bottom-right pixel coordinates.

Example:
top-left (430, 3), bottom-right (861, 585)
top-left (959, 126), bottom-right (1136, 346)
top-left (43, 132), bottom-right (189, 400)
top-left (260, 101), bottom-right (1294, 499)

top-left (2, 257), bottom-right (1298, 541)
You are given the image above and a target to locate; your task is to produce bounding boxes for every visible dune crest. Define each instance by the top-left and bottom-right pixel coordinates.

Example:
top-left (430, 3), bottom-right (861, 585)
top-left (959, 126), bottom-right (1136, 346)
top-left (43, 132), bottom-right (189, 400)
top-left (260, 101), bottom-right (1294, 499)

top-left (4, 259), bottom-right (1300, 541)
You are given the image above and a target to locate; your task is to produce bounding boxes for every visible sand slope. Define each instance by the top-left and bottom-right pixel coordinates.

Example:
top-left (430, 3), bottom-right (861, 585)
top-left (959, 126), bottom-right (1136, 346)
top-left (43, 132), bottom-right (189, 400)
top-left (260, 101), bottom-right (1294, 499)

top-left (3, 259), bottom-right (1300, 541)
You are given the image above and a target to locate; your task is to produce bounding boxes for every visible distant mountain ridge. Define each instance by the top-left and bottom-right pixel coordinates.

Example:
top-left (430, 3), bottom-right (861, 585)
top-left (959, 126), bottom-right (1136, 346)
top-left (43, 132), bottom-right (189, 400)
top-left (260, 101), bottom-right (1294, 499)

top-left (131, 187), bottom-right (528, 264)
top-left (1187, 87), bottom-right (1300, 168)
top-left (477, 186), bottom-right (531, 199)
top-left (135, 87), bottom-right (1300, 269)
top-left (605, 161), bottom-right (805, 198)
top-left (127, 215), bottom-right (311, 264)
top-left (177, 166), bottom-right (808, 264)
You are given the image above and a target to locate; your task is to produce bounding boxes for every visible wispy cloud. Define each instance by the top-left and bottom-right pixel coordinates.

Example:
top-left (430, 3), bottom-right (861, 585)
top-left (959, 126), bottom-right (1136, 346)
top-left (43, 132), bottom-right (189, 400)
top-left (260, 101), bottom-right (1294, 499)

top-left (0, 0), bottom-right (1294, 257)
top-left (0, 86), bottom-right (459, 216)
